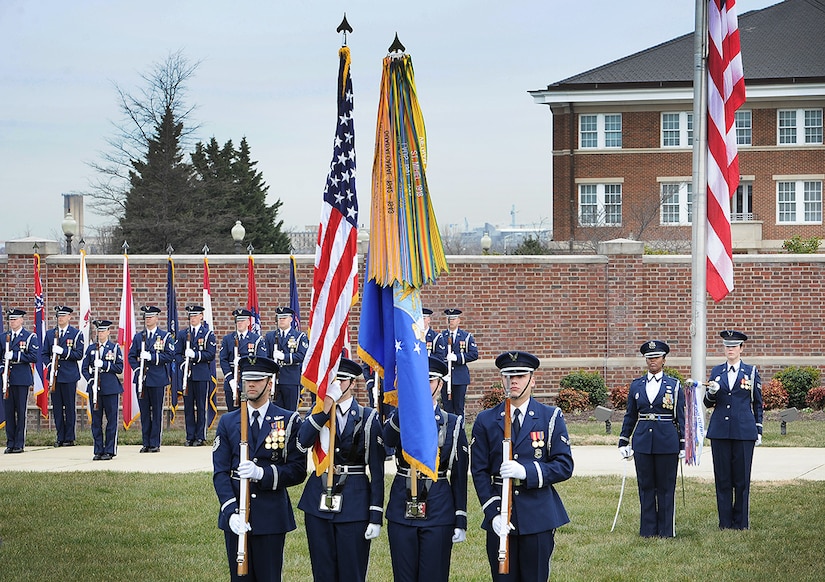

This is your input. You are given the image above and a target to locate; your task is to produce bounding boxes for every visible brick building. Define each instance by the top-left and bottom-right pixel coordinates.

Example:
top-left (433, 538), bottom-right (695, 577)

top-left (530, 0), bottom-right (825, 252)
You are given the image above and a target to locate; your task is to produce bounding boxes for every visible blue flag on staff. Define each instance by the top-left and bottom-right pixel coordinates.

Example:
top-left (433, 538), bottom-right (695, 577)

top-left (166, 257), bottom-right (181, 420)
top-left (289, 255), bottom-right (301, 331)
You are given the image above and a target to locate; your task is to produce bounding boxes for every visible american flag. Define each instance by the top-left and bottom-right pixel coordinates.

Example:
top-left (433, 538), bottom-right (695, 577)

top-left (301, 46), bottom-right (359, 472)
top-left (706, 0), bottom-right (745, 302)
top-left (33, 254), bottom-right (49, 417)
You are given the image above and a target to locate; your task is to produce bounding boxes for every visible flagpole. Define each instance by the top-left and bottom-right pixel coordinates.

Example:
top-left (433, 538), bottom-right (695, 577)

top-left (690, 0), bottom-right (709, 383)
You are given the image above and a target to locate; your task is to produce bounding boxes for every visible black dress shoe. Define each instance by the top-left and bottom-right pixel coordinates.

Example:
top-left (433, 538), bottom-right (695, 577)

top-left (64, 441), bottom-right (76, 446)
top-left (139, 446), bottom-right (149, 453)
top-left (184, 440), bottom-right (193, 447)
top-left (93, 454), bottom-right (102, 461)
top-left (148, 446), bottom-right (161, 453)
top-left (4, 447), bottom-right (12, 454)
top-left (54, 441), bottom-right (63, 448)
top-left (194, 439), bottom-right (205, 447)
top-left (100, 453), bottom-right (113, 460)
top-left (10, 448), bottom-right (23, 454)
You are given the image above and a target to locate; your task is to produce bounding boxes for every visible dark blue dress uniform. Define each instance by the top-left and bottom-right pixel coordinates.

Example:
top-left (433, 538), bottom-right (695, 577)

top-left (81, 322), bottom-right (123, 459)
top-left (127, 307), bottom-right (175, 452)
top-left (704, 330), bottom-right (763, 530)
top-left (176, 306), bottom-right (218, 445)
top-left (433, 310), bottom-right (478, 417)
top-left (2, 310), bottom-right (40, 453)
top-left (471, 351), bottom-right (573, 582)
top-left (213, 360), bottom-right (305, 582)
top-left (619, 341), bottom-right (686, 538)
top-left (422, 308), bottom-right (437, 356)
top-left (384, 403), bottom-right (469, 582)
top-left (41, 306), bottom-right (85, 446)
top-left (265, 308), bottom-right (309, 411)
top-left (296, 358), bottom-right (385, 582)
top-left (219, 311), bottom-right (267, 413)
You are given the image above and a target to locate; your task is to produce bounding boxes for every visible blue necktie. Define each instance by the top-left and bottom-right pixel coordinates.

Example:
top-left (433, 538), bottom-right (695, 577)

top-left (512, 409), bottom-right (522, 441)
top-left (251, 410), bottom-right (261, 443)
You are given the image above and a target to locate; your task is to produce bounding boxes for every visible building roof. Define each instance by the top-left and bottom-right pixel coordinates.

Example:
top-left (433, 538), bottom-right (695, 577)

top-left (536, 0), bottom-right (825, 91)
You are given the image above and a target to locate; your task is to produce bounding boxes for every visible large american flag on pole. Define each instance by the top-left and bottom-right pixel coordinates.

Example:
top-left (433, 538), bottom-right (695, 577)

top-left (301, 45), bottom-right (360, 474)
top-left (706, 0), bottom-right (745, 302)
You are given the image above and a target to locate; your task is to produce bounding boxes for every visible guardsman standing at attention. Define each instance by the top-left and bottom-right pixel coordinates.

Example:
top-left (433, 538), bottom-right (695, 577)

top-left (2, 309), bottom-right (40, 454)
top-left (704, 329), bottom-right (763, 530)
top-left (471, 351), bottom-right (573, 582)
top-left (618, 340), bottom-right (685, 538)
top-left (128, 305), bottom-right (174, 453)
top-left (433, 308), bottom-right (478, 417)
top-left (422, 308), bottom-right (438, 355)
top-left (265, 307), bottom-right (309, 411)
top-left (296, 357), bottom-right (385, 582)
top-left (41, 305), bottom-right (84, 447)
top-left (220, 308), bottom-right (267, 413)
top-left (177, 305), bottom-right (217, 447)
top-left (82, 319), bottom-right (123, 460)
top-left (213, 356), bottom-right (306, 582)
top-left (384, 356), bottom-right (469, 582)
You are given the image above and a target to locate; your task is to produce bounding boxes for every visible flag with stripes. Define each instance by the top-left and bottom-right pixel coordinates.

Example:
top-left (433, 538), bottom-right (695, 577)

top-left (203, 257), bottom-right (218, 429)
top-left (247, 255), bottom-right (261, 336)
top-left (301, 46), bottom-right (360, 475)
top-left (117, 254), bottom-right (139, 429)
top-left (78, 248), bottom-right (92, 416)
top-left (33, 254), bottom-right (50, 418)
top-left (706, 0), bottom-right (745, 302)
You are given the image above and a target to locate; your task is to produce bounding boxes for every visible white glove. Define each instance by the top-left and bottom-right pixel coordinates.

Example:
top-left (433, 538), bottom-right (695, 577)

top-left (326, 380), bottom-right (343, 403)
top-left (619, 446), bottom-right (634, 460)
top-left (756, 434), bottom-right (762, 447)
top-left (53, 345), bottom-right (65, 355)
top-left (707, 380), bottom-right (720, 395)
top-left (94, 359), bottom-right (104, 368)
top-left (237, 460), bottom-right (264, 481)
top-left (452, 528), bottom-right (466, 543)
top-left (4, 351), bottom-right (12, 361)
top-left (499, 459), bottom-right (527, 480)
top-left (678, 450), bottom-right (686, 459)
top-left (228, 513), bottom-right (251, 535)
top-left (229, 378), bottom-right (237, 392)
top-left (185, 348), bottom-right (195, 359)
top-left (491, 515), bottom-right (514, 537)
top-left (364, 523), bottom-right (381, 540)
top-left (140, 350), bottom-right (152, 361)
top-left (442, 374), bottom-right (452, 384)
top-left (446, 352), bottom-right (458, 362)
top-left (273, 349), bottom-right (285, 361)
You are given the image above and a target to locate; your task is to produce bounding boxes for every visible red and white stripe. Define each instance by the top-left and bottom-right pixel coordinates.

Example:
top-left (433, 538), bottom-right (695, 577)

top-left (118, 255), bottom-right (139, 429)
top-left (706, 0), bottom-right (746, 302)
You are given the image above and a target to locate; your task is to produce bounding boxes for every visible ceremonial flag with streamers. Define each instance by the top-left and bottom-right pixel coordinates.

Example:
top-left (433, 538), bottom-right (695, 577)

top-left (0, 299), bottom-right (5, 428)
top-left (117, 254), bottom-right (139, 429)
top-left (706, 0), bottom-right (745, 302)
top-left (78, 248), bottom-right (92, 416)
top-left (358, 50), bottom-right (447, 480)
top-left (167, 257), bottom-right (181, 418)
top-left (301, 46), bottom-right (360, 475)
top-left (684, 380), bottom-right (705, 465)
top-left (247, 255), bottom-right (261, 335)
top-left (289, 255), bottom-right (301, 331)
top-left (33, 254), bottom-right (50, 418)
top-left (203, 257), bottom-right (218, 429)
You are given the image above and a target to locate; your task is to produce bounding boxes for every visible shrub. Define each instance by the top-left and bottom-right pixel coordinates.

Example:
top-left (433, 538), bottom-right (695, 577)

top-left (609, 385), bottom-right (629, 409)
top-left (805, 386), bottom-right (825, 410)
top-left (782, 234), bottom-right (822, 254)
top-left (663, 366), bottom-right (685, 384)
top-left (559, 370), bottom-right (608, 407)
top-left (773, 366), bottom-right (820, 409)
top-left (479, 382), bottom-right (504, 409)
top-left (555, 387), bottom-right (590, 414)
top-left (762, 378), bottom-right (789, 410)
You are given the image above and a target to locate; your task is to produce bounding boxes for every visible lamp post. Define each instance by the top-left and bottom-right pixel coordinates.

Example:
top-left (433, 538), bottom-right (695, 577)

top-left (357, 226), bottom-right (370, 255)
top-left (231, 220), bottom-right (246, 254)
top-left (480, 231), bottom-right (492, 255)
top-left (61, 211), bottom-right (78, 255)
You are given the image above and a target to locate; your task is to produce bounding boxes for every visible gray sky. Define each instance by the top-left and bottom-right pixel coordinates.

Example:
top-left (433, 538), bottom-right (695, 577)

top-left (0, 0), bottom-right (778, 244)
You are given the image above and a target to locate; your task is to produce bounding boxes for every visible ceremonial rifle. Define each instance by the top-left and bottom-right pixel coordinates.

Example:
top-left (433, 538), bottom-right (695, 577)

top-left (48, 324), bottom-right (60, 392)
top-left (92, 339), bottom-right (101, 411)
top-left (498, 382), bottom-right (513, 574)
top-left (446, 333), bottom-right (453, 398)
top-left (232, 335), bottom-right (241, 408)
top-left (2, 328), bottom-right (10, 400)
top-left (181, 328), bottom-right (192, 397)
top-left (236, 381), bottom-right (250, 575)
top-left (137, 331), bottom-right (147, 399)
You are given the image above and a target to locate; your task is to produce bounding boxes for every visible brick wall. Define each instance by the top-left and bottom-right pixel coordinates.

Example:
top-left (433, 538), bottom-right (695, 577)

top-left (3, 244), bottom-right (824, 424)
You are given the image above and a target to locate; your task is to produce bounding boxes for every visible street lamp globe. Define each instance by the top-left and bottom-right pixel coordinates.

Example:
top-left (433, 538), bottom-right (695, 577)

top-left (231, 220), bottom-right (246, 253)
top-left (61, 211), bottom-right (78, 255)
top-left (480, 231), bottom-right (492, 254)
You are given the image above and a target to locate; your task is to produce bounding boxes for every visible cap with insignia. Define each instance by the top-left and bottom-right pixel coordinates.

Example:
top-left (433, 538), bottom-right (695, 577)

top-left (239, 356), bottom-right (278, 381)
top-left (93, 319), bottom-right (113, 329)
top-left (275, 306), bottom-right (295, 318)
top-left (640, 340), bottom-right (670, 358)
top-left (185, 304), bottom-right (205, 315)
top-left (720, 329), bottom-right (748, 347)
top-left (140, 305), bottom-right (161, 316)
top-left (232, 307), bottom-right (253, 321)
top-left (336, 357), bottom-right (363, 380)
top-left (6, 308), bottom-right (26, 319)
top-left (443, 308), bottom-right (462, 318)
top-left (428, 356), bottom-right (448, 379)
top-left (495, 351), bottom-right (540, 376)
top-left (54, 305), bottom-right (74, 316)
top-left (422, 308), bottom-right (433, 316)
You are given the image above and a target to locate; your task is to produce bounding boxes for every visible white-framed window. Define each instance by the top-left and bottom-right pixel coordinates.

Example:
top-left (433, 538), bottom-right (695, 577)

top-left (579, 183), bottom-right (622, 226)
top-left (778, 109), bottom-right (823, 145)
top-left (661, 112), bottom-right (693, 147)
top-left (660, 182), bottom-right (693, 225)
top-left (776, 180), bottom-right (823, 224)
top-left (733, 182), bottom-right (753, 221)
top-left (579, 113), bottom-right (622, 149)
top-left (735, 110), bottom-right (752, 146)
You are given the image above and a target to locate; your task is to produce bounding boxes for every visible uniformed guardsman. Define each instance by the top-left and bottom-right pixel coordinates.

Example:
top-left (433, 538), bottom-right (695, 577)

top-left (213, 356), bottom-right (306, 582)
top-left (265, 307), bottom-right (309, 411)
top-left (704, 329), bottom-right (763, 530)
top-left (128, 305), bottom-right (174, 453)
top-left (219, 308), bottom-right (267, 413)
top-left (41, 305), bottom-right (84, 447)
top-left (296, 357), bottom-right (384, 582)
top-left (471, 351), bottom-right (573, 582)
top-left (2, 308), bottom-right (40, 454)
top-left (422, 308), bottom-right (438, 356)
top-left (82, 319), bottom-right (123, 460)
top-left (176, 304), bottom-right (218, 446)
top-left (433, 308), bottom-right (478, 417)
top-left (618, 340), bottom-right (685, 538)
top-left (384, 356), bottom-right (469, 582)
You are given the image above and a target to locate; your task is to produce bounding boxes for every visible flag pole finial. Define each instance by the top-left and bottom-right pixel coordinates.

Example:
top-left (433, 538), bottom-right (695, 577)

top-left (166, 244), bottom-right (174, 257)
top-left (122, 241), bottom-right (129, 254)
top-left (246, 243), bottom-right (255, 255)
top-left (202, 244), bottom-right (209, 256)
top-left (388, 33), bottom-right (405, 54)
top-left (337, 14), bottom-right (353, 46)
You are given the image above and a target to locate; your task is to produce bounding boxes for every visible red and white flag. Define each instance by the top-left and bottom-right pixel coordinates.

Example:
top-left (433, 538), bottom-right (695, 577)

top-left (203, 256), bottom-right (218, 429)
top-left (706, 0), bottom-right (746, 302)
top-left (117, 254), bottom-right (139, 429)
top-left (33, 254), bottom-right (50, 418)
top-left (78, 248), bottom-right (92, 402)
